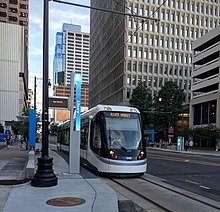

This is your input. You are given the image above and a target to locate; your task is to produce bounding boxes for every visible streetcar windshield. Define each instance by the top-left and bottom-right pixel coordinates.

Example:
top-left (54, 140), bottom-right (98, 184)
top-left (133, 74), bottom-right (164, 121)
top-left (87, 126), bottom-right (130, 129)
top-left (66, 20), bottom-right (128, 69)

top-left (105, 113), bottom-right (142, 150)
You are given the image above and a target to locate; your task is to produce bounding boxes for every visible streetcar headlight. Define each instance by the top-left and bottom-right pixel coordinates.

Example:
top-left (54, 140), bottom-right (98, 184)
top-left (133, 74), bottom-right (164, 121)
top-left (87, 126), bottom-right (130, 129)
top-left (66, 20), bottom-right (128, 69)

top-left (130, 108), bottom-right (137, 112)
top-left (109, 150), bottom-right (118, 159)
top-left (137, 151), bottom-right (145, 160)
top-left (104, 107), bottom-right (112, 111)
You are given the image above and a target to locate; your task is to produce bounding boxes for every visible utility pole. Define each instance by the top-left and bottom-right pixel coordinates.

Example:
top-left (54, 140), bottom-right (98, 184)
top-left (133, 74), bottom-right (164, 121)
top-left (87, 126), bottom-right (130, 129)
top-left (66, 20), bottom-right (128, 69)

top-left (31, 0), bottom-right (57, 187)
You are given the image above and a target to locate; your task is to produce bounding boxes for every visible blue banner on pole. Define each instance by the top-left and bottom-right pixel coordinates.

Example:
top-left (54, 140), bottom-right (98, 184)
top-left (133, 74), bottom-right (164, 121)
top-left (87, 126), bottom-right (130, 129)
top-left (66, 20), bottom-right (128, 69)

top-left (74, 73), bottom-right (82, 131)
top-left (29, 109), bottom-right (36, 147)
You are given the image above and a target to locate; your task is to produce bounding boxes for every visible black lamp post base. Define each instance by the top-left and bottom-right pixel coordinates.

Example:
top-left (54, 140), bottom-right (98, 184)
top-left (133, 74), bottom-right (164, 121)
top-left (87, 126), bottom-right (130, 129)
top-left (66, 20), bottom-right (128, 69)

top-left (31, 156), bottom-right (58, 187)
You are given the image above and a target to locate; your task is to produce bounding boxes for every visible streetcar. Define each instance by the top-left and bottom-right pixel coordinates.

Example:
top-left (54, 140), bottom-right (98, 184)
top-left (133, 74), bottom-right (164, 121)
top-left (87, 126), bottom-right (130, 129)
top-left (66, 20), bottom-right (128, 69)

top-left (57, 105), bottom-right (147, 177)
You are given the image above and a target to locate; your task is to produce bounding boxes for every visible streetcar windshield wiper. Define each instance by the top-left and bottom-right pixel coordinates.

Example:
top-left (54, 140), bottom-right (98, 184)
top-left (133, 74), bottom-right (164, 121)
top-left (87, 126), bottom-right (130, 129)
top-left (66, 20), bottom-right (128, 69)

top-left (121, 146), bottom-right (128, 152)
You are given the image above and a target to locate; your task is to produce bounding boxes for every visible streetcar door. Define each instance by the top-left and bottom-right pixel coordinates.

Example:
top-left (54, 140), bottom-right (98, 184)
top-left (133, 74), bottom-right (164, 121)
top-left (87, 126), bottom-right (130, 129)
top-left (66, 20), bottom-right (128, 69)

top-left (80, 121), bottom-right (89, 165)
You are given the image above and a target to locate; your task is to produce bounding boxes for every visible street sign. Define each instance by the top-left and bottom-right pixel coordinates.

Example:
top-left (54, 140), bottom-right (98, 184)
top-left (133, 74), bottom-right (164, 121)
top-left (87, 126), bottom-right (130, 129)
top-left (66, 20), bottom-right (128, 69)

top-left (4, 125), bottom-right (11, 134)
top-left (49, 97), bottom-right (68, 109)
top-left (168, 127), bottom-right (174, 137)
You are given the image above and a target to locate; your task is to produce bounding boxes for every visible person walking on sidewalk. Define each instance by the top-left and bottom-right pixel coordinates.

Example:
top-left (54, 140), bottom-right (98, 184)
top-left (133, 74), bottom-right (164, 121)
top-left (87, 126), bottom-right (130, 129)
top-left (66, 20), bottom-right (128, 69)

top-left (5, 136), bottom-right (11, 149)
top-left (20, 135), bottom-right (24, 148)
top-left (185, 140), bottom-right (189, 151)
top-left (189, 139), bottom-right (193, 151)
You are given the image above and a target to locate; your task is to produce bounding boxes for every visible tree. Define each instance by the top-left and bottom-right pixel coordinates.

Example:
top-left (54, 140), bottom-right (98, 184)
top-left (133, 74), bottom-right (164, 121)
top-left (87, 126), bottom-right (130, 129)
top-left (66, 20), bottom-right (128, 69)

top-left (129, 83), bottom-right (153, 127)
top-left (189, 125), bottom-right (220, 147)
top-left (153, 81), bottom-right (184, 132)
top-left (50, 123), bottom-right (59, 135)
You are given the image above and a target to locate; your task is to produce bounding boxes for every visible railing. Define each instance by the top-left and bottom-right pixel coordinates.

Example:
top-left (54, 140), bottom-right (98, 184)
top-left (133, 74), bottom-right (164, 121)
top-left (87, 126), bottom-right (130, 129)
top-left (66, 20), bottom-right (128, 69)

top-left (193, 73), bottom-right (219, 85)
top-left (194, 41), bottom-right (220, 58)
top-left (193, 89), bottom-right (218, 99)
top-left (194, 58), bottom-right (219, 71)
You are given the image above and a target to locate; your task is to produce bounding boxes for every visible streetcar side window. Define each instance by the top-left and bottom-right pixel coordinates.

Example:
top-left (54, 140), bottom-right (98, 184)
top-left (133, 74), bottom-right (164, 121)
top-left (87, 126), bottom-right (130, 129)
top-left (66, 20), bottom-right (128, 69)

top-left (92, 121), bottom-right (102, 149)
top-left (80, 123), bottom-right (89, 149)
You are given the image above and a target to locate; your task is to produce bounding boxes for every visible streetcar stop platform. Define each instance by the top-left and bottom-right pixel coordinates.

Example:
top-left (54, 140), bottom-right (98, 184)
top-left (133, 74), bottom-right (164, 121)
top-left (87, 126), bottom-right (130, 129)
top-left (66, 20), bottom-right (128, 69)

top-left (0, 141), bottom-right (220, 212)
top-left (0, 142), bottom-right (118, 212)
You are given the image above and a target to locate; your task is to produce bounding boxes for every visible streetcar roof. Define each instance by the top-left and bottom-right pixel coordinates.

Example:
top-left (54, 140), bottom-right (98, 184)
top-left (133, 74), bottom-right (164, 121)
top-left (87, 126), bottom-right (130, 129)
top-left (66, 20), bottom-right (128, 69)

top-left (81, 104), bottom-right (140, 119)
top-left (58, 105), bottom-right (140, 129)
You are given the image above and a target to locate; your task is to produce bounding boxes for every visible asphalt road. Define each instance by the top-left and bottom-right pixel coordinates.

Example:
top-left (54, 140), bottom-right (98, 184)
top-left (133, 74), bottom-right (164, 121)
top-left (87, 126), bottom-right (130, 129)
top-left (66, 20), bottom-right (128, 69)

top-left (147, 148), bottom-right (220, 202)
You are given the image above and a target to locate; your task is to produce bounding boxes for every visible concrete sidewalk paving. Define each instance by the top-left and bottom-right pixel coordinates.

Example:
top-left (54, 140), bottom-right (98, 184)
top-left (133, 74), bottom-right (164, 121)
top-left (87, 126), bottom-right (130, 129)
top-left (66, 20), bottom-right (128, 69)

top-left (1, 146), bottom-right (119, 212)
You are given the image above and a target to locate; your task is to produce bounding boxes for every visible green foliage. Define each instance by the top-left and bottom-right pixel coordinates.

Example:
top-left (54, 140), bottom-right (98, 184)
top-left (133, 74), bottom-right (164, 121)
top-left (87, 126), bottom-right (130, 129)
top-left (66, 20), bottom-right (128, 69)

top-left (0, 123), bottom-right (4, 133)
top-left (50, 123), bottom-right (59, 135)
top-left (129, 83), bottom-right (153, 127)
top-left (153, 81), bottom-right (184, 131)
top-left (189, 125), bottom-right (220, 140)
top-left (9, 121), bottom-right (29, 138)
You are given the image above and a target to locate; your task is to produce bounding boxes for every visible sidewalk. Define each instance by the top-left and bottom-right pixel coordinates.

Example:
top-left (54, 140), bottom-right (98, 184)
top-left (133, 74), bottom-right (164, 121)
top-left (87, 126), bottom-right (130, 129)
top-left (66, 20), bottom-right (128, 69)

top-left (0, 143), bottom-right (118, 212)
top-left (147, 146), bottom-right (220, 156)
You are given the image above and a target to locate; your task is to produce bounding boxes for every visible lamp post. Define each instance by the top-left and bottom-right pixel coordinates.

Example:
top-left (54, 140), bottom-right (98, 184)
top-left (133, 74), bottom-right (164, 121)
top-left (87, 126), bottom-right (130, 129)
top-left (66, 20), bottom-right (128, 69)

top-left (31, 0), bottom-right (57, 187)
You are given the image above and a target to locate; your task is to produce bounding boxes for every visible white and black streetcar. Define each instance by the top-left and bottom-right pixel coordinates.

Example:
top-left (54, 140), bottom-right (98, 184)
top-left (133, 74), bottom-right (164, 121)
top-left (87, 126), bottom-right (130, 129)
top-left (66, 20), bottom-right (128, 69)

top-left (57, 105), bottom-right (147, 177)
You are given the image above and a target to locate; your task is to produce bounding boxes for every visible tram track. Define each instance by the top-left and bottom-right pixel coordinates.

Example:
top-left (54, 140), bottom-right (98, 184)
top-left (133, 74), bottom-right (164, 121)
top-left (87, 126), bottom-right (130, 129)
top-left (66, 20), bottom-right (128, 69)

top-left (139, 176), bottom-right (220, 210)
top-left (106, 175), bottom-right (220, 212)
top-left (109, 177), bottom-right (170, 212)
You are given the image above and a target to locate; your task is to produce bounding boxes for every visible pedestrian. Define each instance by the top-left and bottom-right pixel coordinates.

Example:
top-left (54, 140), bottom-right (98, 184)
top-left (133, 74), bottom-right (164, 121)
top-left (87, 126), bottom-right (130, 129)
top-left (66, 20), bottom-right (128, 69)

top-left (189, 139), bottom-right (193, 151)
top-left (5, 135), bottom-right (11, 149)
top-left (20, 135), bottom-right (24, 148)
top-left (185, 140), bottom-right (189, 151)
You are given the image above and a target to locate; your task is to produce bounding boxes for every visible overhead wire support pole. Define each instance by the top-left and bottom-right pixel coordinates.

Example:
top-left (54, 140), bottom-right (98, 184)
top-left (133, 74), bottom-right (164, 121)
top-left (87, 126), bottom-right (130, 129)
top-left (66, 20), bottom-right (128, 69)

top-left (52, 0), bottom-right (160, 22)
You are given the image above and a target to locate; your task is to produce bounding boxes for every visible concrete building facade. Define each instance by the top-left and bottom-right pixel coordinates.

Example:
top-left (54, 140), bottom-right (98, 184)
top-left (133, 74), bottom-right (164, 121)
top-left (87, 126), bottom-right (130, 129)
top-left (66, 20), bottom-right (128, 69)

top-left (0, 0), bottom-right (29, 48)
top-left (53, 23), bottom-right (90, 86)
top-left (89, 0), bottom-right (220, 108)
top-left (0, 22), bottom-right (27, 125)
top-left (190, 25), bottom-right (220, 130)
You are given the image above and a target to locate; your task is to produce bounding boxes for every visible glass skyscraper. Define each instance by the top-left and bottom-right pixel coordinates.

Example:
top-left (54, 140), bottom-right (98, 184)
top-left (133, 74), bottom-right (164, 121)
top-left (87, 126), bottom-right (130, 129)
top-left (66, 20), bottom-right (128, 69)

top-left (53, 23), bottom-right (90, 86)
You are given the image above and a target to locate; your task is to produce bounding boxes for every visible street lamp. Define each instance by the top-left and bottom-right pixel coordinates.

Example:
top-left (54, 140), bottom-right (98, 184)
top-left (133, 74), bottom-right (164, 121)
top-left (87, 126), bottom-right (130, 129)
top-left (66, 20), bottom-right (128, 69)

top-left (31, 0), bottom-right (57, 187)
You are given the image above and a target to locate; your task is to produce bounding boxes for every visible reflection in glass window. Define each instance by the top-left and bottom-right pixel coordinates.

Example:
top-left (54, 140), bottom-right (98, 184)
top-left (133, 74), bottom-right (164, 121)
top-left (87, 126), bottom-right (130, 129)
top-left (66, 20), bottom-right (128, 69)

top-left (106, 116), bottom-right (142, 150)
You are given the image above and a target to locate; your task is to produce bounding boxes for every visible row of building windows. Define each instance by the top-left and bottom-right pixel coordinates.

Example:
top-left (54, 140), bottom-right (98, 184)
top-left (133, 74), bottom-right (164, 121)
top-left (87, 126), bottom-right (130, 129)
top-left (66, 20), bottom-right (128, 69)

top-left (127, 47), bottom-right (192, 64)
top-left (0, 2), bottom-right (28, 9)
top-left (128, 19), bottom-right (217, 36)
top-left (126, 74), bottom-right (190, 91)
top-left (128, 34), bottom-right (193, 51)
top-left (132, 1), bottom-right (220, 16)
top-left (127, 60), bottom-right (191, 77)
top-left (0, 12), bottom-right (28, 18)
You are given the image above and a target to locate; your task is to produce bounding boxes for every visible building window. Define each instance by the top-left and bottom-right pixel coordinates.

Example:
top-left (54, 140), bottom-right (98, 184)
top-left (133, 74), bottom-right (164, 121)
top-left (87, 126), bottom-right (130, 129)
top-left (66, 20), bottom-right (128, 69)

top-left (138, 62), bottom-right (142, 72)
top-left (133, 62), bottom-right (137, 72)
top-left (127, 61), bottom-right (131, 71)
top-left (20, 12), bottom-right (28, 17)
top-left (9, 7), bottom-right (18, 13)
top-left (9, 0), bottom-right (18, 4)
top-left (20, 4), bottom-right (28, 9)
top-left (9, 16), bottom-right (17, 21)
top-left (0, 3), bottom-right (7, 8)
top-left (127, 75), bottom-right (131, 85)
top-left (0, 12), bottom-right (7, 17)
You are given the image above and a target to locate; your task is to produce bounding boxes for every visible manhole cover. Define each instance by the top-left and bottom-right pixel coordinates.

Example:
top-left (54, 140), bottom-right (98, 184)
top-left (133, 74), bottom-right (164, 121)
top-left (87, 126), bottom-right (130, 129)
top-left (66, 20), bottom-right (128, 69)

top-left (46, 197), bottom-right (86, 207)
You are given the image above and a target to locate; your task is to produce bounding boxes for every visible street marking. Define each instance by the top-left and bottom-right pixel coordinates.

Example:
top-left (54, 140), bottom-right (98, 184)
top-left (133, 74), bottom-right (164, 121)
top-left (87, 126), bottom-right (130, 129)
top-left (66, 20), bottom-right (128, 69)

top-left (149, 154), bottom-right (220, 167)
top-left (185, 179), bottom-right (199, 185)
top-left (199, 185), bottom-right (210, 190)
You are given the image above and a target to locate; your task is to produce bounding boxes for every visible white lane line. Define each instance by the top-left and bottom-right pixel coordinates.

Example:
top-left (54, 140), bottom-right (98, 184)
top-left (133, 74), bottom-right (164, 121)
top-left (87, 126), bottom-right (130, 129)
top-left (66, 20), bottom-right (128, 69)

top-left (199, 185), bottom-right (210, 190)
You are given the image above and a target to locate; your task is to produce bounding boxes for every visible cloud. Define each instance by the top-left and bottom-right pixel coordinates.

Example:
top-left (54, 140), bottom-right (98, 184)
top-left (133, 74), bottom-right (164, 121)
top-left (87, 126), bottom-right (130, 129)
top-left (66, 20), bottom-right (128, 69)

top-left (49, 7), bottom-right (90, 32)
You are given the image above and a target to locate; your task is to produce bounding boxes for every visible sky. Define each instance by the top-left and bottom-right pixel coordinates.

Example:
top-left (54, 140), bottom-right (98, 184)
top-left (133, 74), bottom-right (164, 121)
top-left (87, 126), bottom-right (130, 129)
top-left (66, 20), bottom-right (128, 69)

top-left (28, 0), bottom-right (90, 106)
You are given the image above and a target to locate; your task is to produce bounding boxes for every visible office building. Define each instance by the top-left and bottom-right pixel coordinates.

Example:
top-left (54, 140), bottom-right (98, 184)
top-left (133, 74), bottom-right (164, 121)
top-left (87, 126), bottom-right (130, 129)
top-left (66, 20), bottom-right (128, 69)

top-left (53, 23), bottom-right (90, 86)
top-left (0, 22), bottom-right (27, 125)
top-left (89, 0), bottom-right (220, 108)
top-left (0, 0), bottom-right (29, 48)
top-left (190, 25), bottom-right (220, 130)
